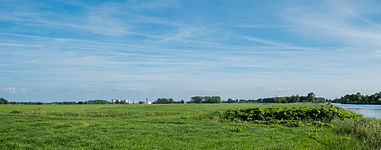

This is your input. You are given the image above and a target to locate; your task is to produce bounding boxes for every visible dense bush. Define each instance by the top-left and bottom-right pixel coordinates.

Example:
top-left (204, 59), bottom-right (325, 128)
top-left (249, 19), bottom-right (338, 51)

top-left (213, 105), bottom-right (361, 123)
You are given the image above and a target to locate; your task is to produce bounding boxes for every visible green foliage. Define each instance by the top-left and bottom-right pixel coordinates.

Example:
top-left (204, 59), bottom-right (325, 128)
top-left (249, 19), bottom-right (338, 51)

top-left (85, 100), bottom-right (110, 104)
top-left (7, 101), bottom-right (43, 105)
top-left (307, 92), bottom-right (316, 102)
top-left (231, 127), bottom-right (242, 132)
top-left (0, 98), bottom-right (8, 104)
top-left (154, 98), bottom-right (175, 104)
top-left (228, 92), bottom-right (326, 104)
top-left (190, 96), bottom-right (221, 103)
top-left (216, 105), bottom-right (362, 123)
top-left (333, 118), bottom-right (381, 149)
top-left (332, 91), bottom-right (381, 104)
top-left (190, 96), bottom-right (203, 103)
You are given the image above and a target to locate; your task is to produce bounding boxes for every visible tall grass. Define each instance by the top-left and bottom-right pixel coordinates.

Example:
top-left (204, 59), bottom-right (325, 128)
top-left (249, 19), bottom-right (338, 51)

top-left (333, 118), bottom-right (381, 149)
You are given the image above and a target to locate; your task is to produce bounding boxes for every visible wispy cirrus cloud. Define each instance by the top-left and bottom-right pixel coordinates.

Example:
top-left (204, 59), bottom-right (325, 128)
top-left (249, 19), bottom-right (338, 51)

top-left (1, 0), bottom-right (381, 101)
top-left (281, 1), bottom-right (381, 51)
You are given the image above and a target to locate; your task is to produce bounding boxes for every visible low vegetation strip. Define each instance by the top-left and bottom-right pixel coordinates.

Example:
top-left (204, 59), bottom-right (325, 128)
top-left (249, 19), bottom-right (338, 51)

top-left (333, 118), bottom-right (381, 149)
top-left (210, 105), bottom-right (362, 123)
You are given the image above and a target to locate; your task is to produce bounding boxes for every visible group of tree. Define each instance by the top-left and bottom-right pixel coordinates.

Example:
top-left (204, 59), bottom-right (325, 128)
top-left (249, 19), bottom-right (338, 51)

top-left (0, 98), bottom-right (111, 105)
top-left (0, 98), bottom-right (8, 104)
top-left (332, 91), bottom-right (381, 104)
top-left (154, 98), bottom-right (175, 104)
top-left (5, 101), bottom-right (44, 105)
top-left (190, 96), bottom-right (221, 103)
top-left (1, 92), bottom-right (325, 105)
top-left (0, 98), bottom-right (43, 105)
top-left (153, 98), bottom-right (185, 104)
top-left (224, 92), bottom-right (325, 103)
top-left (53, 100), bottom-right (110, 104)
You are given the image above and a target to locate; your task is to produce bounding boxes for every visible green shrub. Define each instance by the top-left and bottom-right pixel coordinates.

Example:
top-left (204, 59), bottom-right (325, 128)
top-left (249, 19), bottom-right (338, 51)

top-left (214, 105), bottom-right (361, 123)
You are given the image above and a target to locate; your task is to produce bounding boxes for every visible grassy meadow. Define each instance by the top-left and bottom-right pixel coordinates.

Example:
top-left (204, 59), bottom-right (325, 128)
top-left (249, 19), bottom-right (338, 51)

top-left (0, 103), bottom-right (379, 149)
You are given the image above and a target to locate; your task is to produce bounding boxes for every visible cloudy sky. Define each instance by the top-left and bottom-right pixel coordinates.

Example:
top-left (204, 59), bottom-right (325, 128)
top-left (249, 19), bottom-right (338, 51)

top-left (1, 0), bottom-right (380, 101)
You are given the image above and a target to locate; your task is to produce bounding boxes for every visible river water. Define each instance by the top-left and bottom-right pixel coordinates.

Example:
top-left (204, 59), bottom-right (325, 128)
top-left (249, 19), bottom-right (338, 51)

top-left (334, 103), bottom-right (381, 118)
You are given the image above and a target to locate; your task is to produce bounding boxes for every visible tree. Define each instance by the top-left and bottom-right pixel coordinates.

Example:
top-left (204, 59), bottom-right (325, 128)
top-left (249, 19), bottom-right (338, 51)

top-left (204, 96), bottom-right (212, 103)
top-left (191, 96), bottom-right (203, 103)
top-left (154, 98), bottom-right (174, 104)
top-left (291, 95), bottom-right (300, 103)
top-left (191, 96), bottom-right (221, 103)
top-left (227, 98), bottom-right (235, 103)
top-left (212, 96), bottom-right (221, 103)
top-left (307, 92), bottom-right (316, 102)
top-left (169, 98), bottom-right (175, 104)
top-left (332, 91), bottom-right (381, 104)
top-left (0, 98), bottom-right (8, 104)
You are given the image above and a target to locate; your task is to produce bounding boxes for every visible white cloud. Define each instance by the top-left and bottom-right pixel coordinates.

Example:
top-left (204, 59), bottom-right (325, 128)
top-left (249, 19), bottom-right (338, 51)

top-left (281, 1), bottom-right (381, 52)
top-left (0, 43), bottom-right (43, 47)
top-left (237, 35), bottom-right (317, 51)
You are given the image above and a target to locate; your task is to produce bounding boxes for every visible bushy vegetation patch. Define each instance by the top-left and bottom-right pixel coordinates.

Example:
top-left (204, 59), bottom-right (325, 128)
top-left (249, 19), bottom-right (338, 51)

top-left (333, 118), bottom-right (381, 149)
top-left (211, 105), bottom-right (361, 125)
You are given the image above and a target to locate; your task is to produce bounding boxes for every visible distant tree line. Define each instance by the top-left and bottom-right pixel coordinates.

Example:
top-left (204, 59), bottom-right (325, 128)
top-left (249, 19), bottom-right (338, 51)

top-left (78, 100), bottom-right (110, 104)
top-left (0, 92), bottom-right (328, 105)
top-left (190, 96), bottom-right (221, 104)
top-left (0, 98), bottom-right (110, 105)
top-left (152, 93), bottom-right (324, 104)
top-left (0, 98), bottom-right (8, 104)
top-left (52, 100), bottom-right (111, 104)
top-left (223, 92), bottom-right (325, 103)
top-left (0, 98), bottom-right (43, 105)
top-left (332, 92), bottom-right (381, 104)
top-left (48, 100), bottom-right (111, 104)
top-left (153, 98), bottom-right (185, 104)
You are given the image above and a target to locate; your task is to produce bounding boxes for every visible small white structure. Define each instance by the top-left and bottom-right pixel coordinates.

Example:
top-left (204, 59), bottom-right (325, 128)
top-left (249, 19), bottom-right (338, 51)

top-left (111, 99), bottom-right (152, 104)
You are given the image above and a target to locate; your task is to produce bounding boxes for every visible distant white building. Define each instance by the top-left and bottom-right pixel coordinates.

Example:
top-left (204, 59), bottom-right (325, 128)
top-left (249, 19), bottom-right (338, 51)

top-left (111, 99), bottom-right (151, 104)
top-left (111, 99), bottom-right (120, 103)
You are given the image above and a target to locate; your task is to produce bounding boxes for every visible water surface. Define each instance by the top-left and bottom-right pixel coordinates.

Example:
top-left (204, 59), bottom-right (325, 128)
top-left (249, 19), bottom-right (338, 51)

top-left (334, 103), bottom-right (381, 118)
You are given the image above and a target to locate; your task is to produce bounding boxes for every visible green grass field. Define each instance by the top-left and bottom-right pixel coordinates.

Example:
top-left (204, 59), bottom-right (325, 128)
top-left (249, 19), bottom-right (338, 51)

top-left (0, 103), bottom-right (376, 149)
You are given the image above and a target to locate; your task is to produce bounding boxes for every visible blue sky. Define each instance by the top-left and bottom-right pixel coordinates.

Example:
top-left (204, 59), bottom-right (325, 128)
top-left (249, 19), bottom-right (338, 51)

top-left (1, 0), bottom-right (380, 101)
